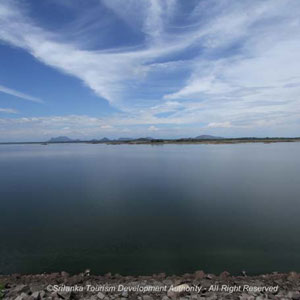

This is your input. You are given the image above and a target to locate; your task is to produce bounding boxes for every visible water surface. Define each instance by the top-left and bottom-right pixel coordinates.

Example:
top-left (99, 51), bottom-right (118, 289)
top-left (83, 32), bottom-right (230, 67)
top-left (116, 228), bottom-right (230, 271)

top-left (1, 143), bottom-right (300, 275)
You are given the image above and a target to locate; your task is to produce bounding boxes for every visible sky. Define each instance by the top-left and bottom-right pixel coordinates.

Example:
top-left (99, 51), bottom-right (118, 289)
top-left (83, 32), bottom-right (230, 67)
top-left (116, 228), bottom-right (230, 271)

top-left (0, 0), bottom-right (300, 141)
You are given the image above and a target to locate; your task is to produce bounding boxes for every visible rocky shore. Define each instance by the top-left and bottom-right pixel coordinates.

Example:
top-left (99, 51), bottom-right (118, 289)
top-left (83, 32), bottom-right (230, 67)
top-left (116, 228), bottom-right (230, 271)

top-left (1, 271), bottom-right (300, 300)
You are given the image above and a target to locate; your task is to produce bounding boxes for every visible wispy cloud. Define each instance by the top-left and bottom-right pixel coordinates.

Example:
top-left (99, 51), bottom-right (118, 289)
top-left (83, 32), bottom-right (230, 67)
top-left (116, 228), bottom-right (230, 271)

top-left (0, 107), bottom-right (18, 114)
top-left (0, 85), bottom-right (43, 103)
top-left (0, 0), bottom-right (300, 139)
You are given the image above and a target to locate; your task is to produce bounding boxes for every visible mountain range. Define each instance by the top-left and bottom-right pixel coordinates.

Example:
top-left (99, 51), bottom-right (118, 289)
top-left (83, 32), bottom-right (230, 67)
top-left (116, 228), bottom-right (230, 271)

top-left (47, 135), bottom-right (223, 142)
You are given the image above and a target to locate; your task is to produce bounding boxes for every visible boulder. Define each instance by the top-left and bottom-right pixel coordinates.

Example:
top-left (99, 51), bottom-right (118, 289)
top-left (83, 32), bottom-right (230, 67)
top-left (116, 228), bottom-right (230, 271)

top-left (142, 296), bottom-right (154, 300)
top-left (287, 272), bottom-right (299, 282)
top-left (219, 271), bottom-right (230, 279)
top-left (194, 271), bottom-right (205, 280)
top-left (97, 291), bottom-right (106, 299)
top-left (167, 284), bottom-right (189, 299)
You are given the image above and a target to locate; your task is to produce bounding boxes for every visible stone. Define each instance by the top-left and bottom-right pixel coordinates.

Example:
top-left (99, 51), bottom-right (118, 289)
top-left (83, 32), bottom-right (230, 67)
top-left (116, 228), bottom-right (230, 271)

top-left (121, 290), bottom-right (128, 298)
top-left (194, 271), bottom-right (205, 280)
top-left (40, 291), bottom-right (45, 298)
top-left (167, 284), bottom-right (189, 298)
top-left (142, 296), bottom-right (154, 300)
top-left (241, 270), bottom-right (247, 277)
top-left (61, 271), bottom-right (69, 278)
top-left (287, 272), bottom-right (299, 282)
top-left (206, 295), bottom-right (218, 300)
top-left (239, 294), bottom-right (254, 300)
top-left (163, 279), bottom-right (173, 286)
top-left (15, 292), bottom-right (29, 300)
top-left (157, 273), bottom-right (166, 279)
top-left (219, 271), bottom-right (230, 279)
top-left (30, 284), bottom-right (45, 293)
top-left (287, 291), bottom-right (300, 300)
top-left (58, 290), bottom-right (72, 299)
top-left (14, 285), bottom-right (29, 294)
top-left (31, 291), bottom-right (40, 299)
top-left (97, 291), bottom-right (106, 299)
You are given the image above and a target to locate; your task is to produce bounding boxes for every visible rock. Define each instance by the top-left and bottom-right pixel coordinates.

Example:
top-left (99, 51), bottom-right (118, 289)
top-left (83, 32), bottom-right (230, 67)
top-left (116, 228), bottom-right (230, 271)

top-left (104, 273), bottom-right (112, 279)
top-left (219, 271), bottom-right (230, 279)
top-left (174, 279), bottom-right (184, 286)
top-left (162, 296), bottom-right (170, 300)
top-left (97, 291), bottom-right (106, 299)
top-left (121, 290), bottom-right (128, 298)
top-left (142, 296), bottom-right (154, 300)
top-left (68, 275), bottom-right (84, 285)
top-left (163, 279), bottom-right (173, 286)
top-left (167, 284), bottom-right (189, 298)
top-left (15, 292), bottom-right (29, 300)
top-left (58, 290), bottom-right (72, 299)
top-left (31, 291), bottom-right (40, 299)
top-left (287, 272), bottom-right (299, 282)
top-left (287, 291), bottom-right (300, 299)
top-left (239, 294), bottom-right (254, 300)
top-left (206, 295), bottom-right (218, 300)
top-left (157, 273), bottom-right (166, 279)
top-left (50, 292), bottom-right (60, 298)
top-left (48, 272), bottom-right (60, 281)
top-left (194, 271), bottom-right (205, 280)
top-left (241, 270), bottom-right (247, 277)
top-left (182, 273), bottom-right (191, 279)
top-left (14, 284), bottom-right (29, 294)
top-left (61, 271), bottom-right (69, 278)
top-left (30, 285), bottom-right (45, 293)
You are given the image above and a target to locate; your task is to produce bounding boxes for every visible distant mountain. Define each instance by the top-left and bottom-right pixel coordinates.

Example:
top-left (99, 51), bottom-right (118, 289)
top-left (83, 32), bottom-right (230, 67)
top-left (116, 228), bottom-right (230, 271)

top-left (135, 137), bottom-right (153, 141)
top-left (48, 136), bottom-right (77, 142)
top-left (195, 135), bottom-right (223, 140)
top-left (118, 137), bottom-right (134, 141)
top-left (91, 137), bottom-right (110, 142)
top-left (100, 137), bottom-right (110, 142)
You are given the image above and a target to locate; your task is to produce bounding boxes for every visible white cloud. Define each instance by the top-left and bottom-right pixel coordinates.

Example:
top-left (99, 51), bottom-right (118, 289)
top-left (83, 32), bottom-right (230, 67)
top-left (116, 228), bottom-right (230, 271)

top-left (148, 125), bottom-right (159, 131)
top-left (0, 107), bottom-right (18, 114)
top-left (0, 0), bottom-right (183, 107)
top-left (0, 85), bottom-right (43, 103)
top-left (1, 0), bottom-right (300, 139)
top-left (207, 122), bottom-right (232, 129)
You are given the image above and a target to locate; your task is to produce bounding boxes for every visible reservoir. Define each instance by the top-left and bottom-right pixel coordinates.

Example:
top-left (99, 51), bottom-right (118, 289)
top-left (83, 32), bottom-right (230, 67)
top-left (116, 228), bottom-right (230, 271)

top-left (0, 143), bottom-right (300, 275)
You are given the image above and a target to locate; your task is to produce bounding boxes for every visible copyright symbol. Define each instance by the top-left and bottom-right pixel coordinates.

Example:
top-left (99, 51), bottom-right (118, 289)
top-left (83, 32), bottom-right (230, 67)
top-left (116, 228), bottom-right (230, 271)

top-left (46, 285), bottom-right (53, 292)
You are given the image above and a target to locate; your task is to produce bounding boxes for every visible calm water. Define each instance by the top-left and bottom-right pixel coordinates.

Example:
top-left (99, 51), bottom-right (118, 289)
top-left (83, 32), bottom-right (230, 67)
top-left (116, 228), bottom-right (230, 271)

top-left (1, 143), bottom-right (300, 275)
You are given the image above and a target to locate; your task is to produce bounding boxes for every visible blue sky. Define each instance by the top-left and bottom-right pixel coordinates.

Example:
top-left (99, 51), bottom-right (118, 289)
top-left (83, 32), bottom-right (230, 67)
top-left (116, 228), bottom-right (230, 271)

top-left (1, 0), bottom-right (300, 141)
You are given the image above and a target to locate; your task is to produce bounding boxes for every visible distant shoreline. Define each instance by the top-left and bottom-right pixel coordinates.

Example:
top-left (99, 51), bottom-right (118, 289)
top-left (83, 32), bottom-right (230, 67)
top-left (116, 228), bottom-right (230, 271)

top-left (1, 137), bottom-right (300, 145)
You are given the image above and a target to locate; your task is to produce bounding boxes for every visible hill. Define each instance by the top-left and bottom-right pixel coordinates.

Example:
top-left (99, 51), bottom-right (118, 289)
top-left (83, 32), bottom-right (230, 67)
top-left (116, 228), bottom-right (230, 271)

top-left (48, 136), bottom-right (77, 142)
top-left (195, 135), bottom-right (223, 140)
